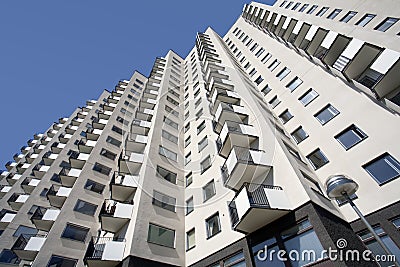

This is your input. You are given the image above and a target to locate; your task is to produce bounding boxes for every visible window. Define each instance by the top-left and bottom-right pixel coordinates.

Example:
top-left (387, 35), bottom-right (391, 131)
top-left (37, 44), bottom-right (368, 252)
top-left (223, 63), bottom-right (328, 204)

top-left (301, 172), bottom-right (324, 195)
top-left (153, 191), bottom-right (176, 212)
top-left (197, 121), bottom-right (206, 134)
top-left (335, 125), bottom-right (367, 150)
top-left (307, 149), bottom-right (329, 170)
top-left (375, 17), bottom-right (399, 32)
top-left (198, 136), bottom-right (208, 152)
top-left (185, 152), bottom-right (191, 165)
top-left (195, 108), bottom-right (203, 119)
top-left (186, 197), bottom-right (194, 215)
top-left (261, 84), bottom-right (272, 95)
top-left (162, 130), bottom-right (178, 144)
top-left (363, 153), bottom-right (400, 185)
top-left (276, 67), bottom-right (291, 80)
top-left (292, 2), bottom-right (301, 10)
top-left (74, 199), bottom-right (97, 216)
top-left (286, 77), bottom-right (303, 92)
top-left (163, 116), bottom-right (178, 130)
top-left (0, 249), bottom-right (20, 264)
top-left (13, 225), bottom-right (37, 237)
top-left (156, 165), bottom-right (177, 184)
top-left (307, 5), bottom-right (318, 14)
top-left (268, 59), bottom-right (281, 71)
top-left (61, 223), bottom-right (89, 242)
top-left (255, 75), bottom-right (264, 85)
top-left (340, 11), bottom-right (357, 23)
top-left (159, 146), bottom-right (177, 161)
top-left (206, 213), bottom-right (221, 238)
top-left (203, 180), bottom-right (216, 202)
top-left (249, 68), bottom-right (257, 77)
top-left (291, 127), bottom-right (309, 144)
top-left (200, 156), bottom-right (212, 174)
top-left (120, 108), bottom-right (133, 117)
top-left (166, 96), bottom-right (179, 106)
top-left (255, 47), bottom-right (265, 57)
top-left (147, 223), bottom-right (175, 248)
top-left (27, 205), bottom-right (39, 215)
top-left (184, 136), bottom-right (191, 148)
top-left (285, 1), bottom-right (293, 9)
top-left (84, 179), bottom-right (105, 194)
top-left (327, 9), bottom-right (342, 19)
top-left (298, 3), bottom-right (309, 12)
top-left (356, 14), bottom-right (376, 27)
top-left (392, 217), bottom-right (400, 229)
top-left (47, 255), bottom-right (78, 267)
top-left (316, 7), bottom-right (328, 17)
top-left (279, 110), bottom-right (294, 124)
top-left (261, 53), bottom-right (272, 63)
top-left (184, 123), bottom-right (190, 133)
top-left (106, 136), bottom-right (121, 147)
top-left (314, 104), bottom-right (339, 125)
top-left (269, 96), bottom-right (281, 108)
top-left (186, 172), bottom-right (193, 187)
top-left (93, 162), bottom-right (112, 176)
top-left (100, 148), bottom-right (117, 160)
top-left (111, 125), bottom-right (124, 135)
top-left (186, 228), bottom-right (196, 250)
top-left (165, 105), bottom-right (179, 117)
top-left (279, 1), bottom-right (287, 7)
top-left (299, 89), bottom-right (318, 106)
top-left (116, 116), bottom-right (129, 126)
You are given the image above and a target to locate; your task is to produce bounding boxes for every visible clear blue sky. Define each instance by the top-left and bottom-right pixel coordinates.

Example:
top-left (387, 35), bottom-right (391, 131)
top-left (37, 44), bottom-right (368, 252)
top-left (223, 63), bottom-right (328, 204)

top-left (0, 0), bottom-right (275, 168)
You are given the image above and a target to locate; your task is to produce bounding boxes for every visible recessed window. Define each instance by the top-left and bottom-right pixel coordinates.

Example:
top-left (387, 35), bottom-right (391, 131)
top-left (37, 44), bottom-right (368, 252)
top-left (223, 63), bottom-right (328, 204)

top-left (206, 213), bottom-right (221, 238)
top-left (162, 130), bottom-right (178, 144)
top-left (13, 225), bottom-right (37, 237)
top-left (203, 180), bottom-right (216, 202)
top-left (375, 17), bottom-right (399, 32)
top-left (356, 14), bottom-right (376, 27)
top-left (261, 84), bottom-right (272, 95)
top-left (316, 7), bottom-right (328, 17)
top-left (185, 152), bottom-right (191, 165)
top-left (327, 9), bottom-right (342, 19)
top-left (74, 199), bottom-right (97, 216)
top-left (93, 162), bottom-right (112, 176)
top-left (156, 165), bottom-right (177, 184)
top-left (292, 2), bottom-right (301, 10)
top-left (147, 223), bottom-right (175, 248)
top-left (159, 146), bottom-right (177, 161)
top-left (276, 67), bottom-right (291, 80)
top-left (340, 11), bottom-right (357, 23)
top-left (197, 121), bottom-right (206, 134)
top-left (261, 53), bottom-right (272, 63)
top-left (314, 104), bottom-right (339, 125)
top-left (363, 153), bottom-right (400, 185)
top-left (307, 149), bottom-right (329, 170)
top-left (186, 197), bottom-right (194, 215)
top-left (301, 172), bottom-right (324, 195)
top-left (100, 148), bottom-right (117, 161)
top-left (61, 223), bottom-right (89, 242)
top-left (163, 116), bottom-right (178, 130)
top-left (152, 191), bottom-right (176, 212)
top-left (285, 1), bottom-right (293, 9)
top-left (299, 89), bottom-right (319, 106)
top-left (106, 136), bottom-right (121, 147)
top-left (186, 172), bottom-right (193, 187)
top-left (291, 127), bottom-right (309, 144)
top-left (268, 60), bottom-right (281, 71)
top-left (195, 108), bottom-right (203, 119)
top-left (255, 75), bottom-right (264, 85)
top-left (279, 110), bottom-right (294, 124)
top-left (200, 156), bottom-right (212, 174)
top-left (335, 125), bottom-right (367, 150)
top-left (279, 0), bottom-right (287, 7)
top-left (185, 136), bottom-right (191, 148)
top-left (47, 255), bottom-right (78, 267)
top-left (186, 228), bottom-right (196, 251)
top-left (198, 137), bottom-right (208, 152)
top-left (184, 123), bottom-right (190, 133)
top-left (307, 5), bottom-right (318, 14)
top-left (255, 47), bottom-right (265, 57)
top-left (286, 77), bottom-right (303, 92)
top-left (269, 96), bottom-right (281, 109)
top-left (84, 179), bottom-right (105, 194)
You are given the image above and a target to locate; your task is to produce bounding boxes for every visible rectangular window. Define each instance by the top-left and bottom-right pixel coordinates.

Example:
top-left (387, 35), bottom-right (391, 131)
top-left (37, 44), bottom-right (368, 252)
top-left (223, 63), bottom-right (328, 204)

top-left (292, 2), bottom-right (301, 10)
top-left (153, 191), bottom-right (176, 212)
top-left (255, 75), bottom-right (264, 85)
top-left (13, 225), bottom-right (37, 237)
top-left (156, 165), bottom-right (177, 184)
top-left (186, 172), bottom-right (193, 187)
top-left (268, 59), bottom-right (281, 71)
top-left (111, 125), bottom-right (124, 135)
top-left (165, 105), bottom-right (179, 117)
top-left (47, 255), bottom-right (78, 267)
top-left (314, 104), bottom-right (339, 125)
top-left (186, 228), bottom-right (195, 251)
top-left (116, 116), bottom-right (129, 126)
top-left (340, 11), bottom-right (357, 23)
top-left (147, 224), bottom-right (175, 248)
top-left (286, 77), bottom-right (303, 92)
top-left (195, 108), bottom-right (203, 119)
top-left (269, 96), bottom-right (281, 108)
top-left (120, 108), bottom-right (133, 117)
top-left (363, 153), bottom-right (400, 185)
top-left (356, 14), bottom-right (376, 27)
top-left (184, 136), bottom-right (191, 148)
top-left (163, 116), bottom-right (178, 130)
top-left (279, 110), bottom-right (294, 124)
top-left (316, 7), bottom-right (329, 17)
top-left (185, 152), bottom-right (191, 165)
top-left (276, 67), bottom-right (291, 80)
top-left (61, 223), bottom-right (89, 242)
top-left (307, 5), bottom-right (318, 14)
top-left (335, 125), bottom-right (367, 150)
top-left (299, 89), bottom-right (319, 106)
top-left (74, 199), bottom-right (97, 216)
top-left (298, 4), bottom-right (309, 12)
top-left (203, 180), bottom-right (216, 202)
top-left (261, 53), bottom-right (272, 63)
top-left (249, 68), bottom-right (257, 77)
top-left (162, 130), bottom-right (178, 144)
top-left (93, 162), bottom-right (112, 176)
top-left (100, 148), bottom-right (117, 160)
top-left (184, 123), bottom-right (190, 133)
top-left (291, 127), bottom-right (309, 144)
top-left (261, 84), bottom-right (272, 95)
top-left (375, 17), bottom-right (399, 32)
top-left (206, 213), bottom-right (221, 238)
top-left (198, 136), bottom-right (208, 152)
top-left (186, 197), bottom-right (194, 215)
top-left (200, 156), bottom-right (211, 174)
top-left (255, 47), bottom-right (265, 57)
top-left (307, 149), bottom-right (329, 170)
top-left (84, 179), bottom-right (105, 194)
top-left (197, 121), bottom-right (206, 134)
top-left (327, 9), bottom-right (342, 19)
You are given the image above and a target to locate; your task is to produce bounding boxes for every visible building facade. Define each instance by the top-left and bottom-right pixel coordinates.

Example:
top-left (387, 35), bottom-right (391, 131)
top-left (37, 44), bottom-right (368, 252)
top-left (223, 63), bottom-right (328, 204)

top-left (0, 0), bottom-right (399, 266)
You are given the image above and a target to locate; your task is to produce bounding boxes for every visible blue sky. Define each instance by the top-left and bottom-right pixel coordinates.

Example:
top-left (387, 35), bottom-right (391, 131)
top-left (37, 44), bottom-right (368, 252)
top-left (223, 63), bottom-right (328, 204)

top-left (0, 0), bottom-right (275, 168)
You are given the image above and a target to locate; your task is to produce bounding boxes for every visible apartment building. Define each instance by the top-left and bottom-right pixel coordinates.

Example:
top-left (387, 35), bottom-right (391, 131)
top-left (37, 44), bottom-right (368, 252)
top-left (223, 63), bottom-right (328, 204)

top-left (0, 0), bottom-right (399, 266)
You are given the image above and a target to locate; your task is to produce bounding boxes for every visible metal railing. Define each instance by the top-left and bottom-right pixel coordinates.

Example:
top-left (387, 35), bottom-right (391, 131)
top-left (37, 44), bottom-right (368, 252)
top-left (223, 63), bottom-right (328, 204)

top-left (85, 236), bottom-right (125, 260)
top-left (31, 206), bottom-right (47, 220)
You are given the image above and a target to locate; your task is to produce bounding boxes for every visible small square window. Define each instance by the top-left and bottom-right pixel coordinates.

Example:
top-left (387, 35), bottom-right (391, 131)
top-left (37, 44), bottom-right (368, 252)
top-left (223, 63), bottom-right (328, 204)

top-left (298, 4), bottom-right (309, 12)
top-left (74, 199), bottom-right (97, 216)
top-left (261, 84), bottom-right (272, 96)
top-left (276, 67), bottom-right (291, 81)
top-left (314, 104), bottom-right (339, 125)
top-left (47, 255), bottom-right (78, 267)
top-left (156, 166), bottom-right (177, 184)
top-left (291, 127), bottom-right (309, 144)
top-left (197, 121), bottom-right (206, 134)
top-left (269, 96), bottom-right (281, 109)
top-left (286, 77), bottom-right (303, 92)
top-left (198, 137), bottom-right (208, 152)
top-left (299, 89), bottom-right (319, 106)
top-left (316, 7), bottom-right (329, 17)
top-left (335, 125), bottom-right (367, 150)
top-left (255, 75), bottom-right (264, 85)
top-left (327, 9), bottom-right (342, 20)
top-left (206, 213), bottom-right (221, 238)
top-left (356, 14), bottom-right (376, 27)
top-left (268, 60), bottom-right (281, 71)
top-left (200, 156), bottom-right (212, 174)
top-left (279, 110), bottom-right (294, 124)
top-left (363, 153), bottom-right (400, 185)
top-left (340, 11), bottom-right (357, 23)
top-left (375, 17), bottom-right (399, 32)
top-left (84, 179), bottom-right (105, 194)
top-left (307, 5), bottom-right (318, 14)
top-left (203, 180), bottom-right (216, 202)
top-left (61, 223), bottom-right (89, 242)
top-left (185, 152), bottom-right (191, 165)
top-left (307, 149), bottom-right (329, 170)
top-left (152, 191), bottom-right (176, 212)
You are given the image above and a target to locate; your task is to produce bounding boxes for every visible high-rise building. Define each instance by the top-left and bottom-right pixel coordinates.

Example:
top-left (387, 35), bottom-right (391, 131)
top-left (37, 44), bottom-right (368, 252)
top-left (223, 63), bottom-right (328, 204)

top-left (0, 0), bottom-right (399, 266)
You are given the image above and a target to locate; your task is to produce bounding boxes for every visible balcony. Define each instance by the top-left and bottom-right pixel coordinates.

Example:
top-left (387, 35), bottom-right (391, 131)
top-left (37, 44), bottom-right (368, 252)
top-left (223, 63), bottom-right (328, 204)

top-left (21, 177), bottom-right (40, 194)
top-left (5, 161), bottom-right (17, 171)
top-left (77, 110), bottom-right (89, 119)
top-left (46, 185), bottom-right (72, 208)
top-left (108, 96), bottom-right (120, 104)
top-left (228, 183), bottom-right (291, 233)
top-left (16, 163), bottom-right (31, 175)
top-left (84, 237), bottom-right (126, 267)
top-left (33, 144), bottom-right (46, 154)
top-left (25, 152), bottom-right (38, 163)
top-left (86, 128), bottom-right (103, 141)
top-left (210, 89), bottom-right (240, 114)
top-left (27, 139), bottom-right (38, 146)
top-left (7, 193), bottom-right (29, 211)
top-left (51, 142), bottom-right (66, 154)
top-left (65, 125), bottom-right (79, 135)
top-left (42, 151), bottom-right (58, 166)
top-left (12, 234), bottom-right (46, 261)
top-left (119, 151), bottom-right (144, 175)
top-left (21, 146), bottom-right (32, 153)
top-left (135, 108), bottom-right (154, 121)
top-left (32, 163), bottom-right (50, 179)
top-left (126, 135), bottom-right (148, 153)
top-left (143, 89), bottom-right (158, 99)
top-left (140, 97), bottom-right (157, 110)
top-left (41, 136), bottom-right (52, 145)
top-left (6, 173), bottom-right (22, 185)
top-left (34, 133), bottom-right (43, 140)
top-left (111, 172), bottom-right (139, 202)
top-left (221, 146), bottom-right (272, 191)
top-left (93, 117), bottom-right (108, 130)
top-left (59, 133), bottom-right (73, 144)
top-left (72, 117), bottom-right (84, 126)
top-left (53, 123), bottom-right (63, 131)
top-left (59, 167), bottom-right (82, 187)
top-left (76, 139), bottom-right (97, 154)
top-left (214, 103), bottom-right (249, 133)
top-left (0, 185), bottom-right (11, 199)
top-left (218, 121), bottom-right (258, 158)
top-left (69, 150), bottom-right (90, 169)
top-left (312, 32), bottom-right (351, 69)
top-left (205, 69), bottom-right (229, 84)
top-left (100, 200), bottom-right (133, 233)
top-left (13, 153), bottom-right (24, 162)
top-left (130, 119), bottom-right (151, 136)
top-left (103, 102), bottom-right (117, 111)
top-left (30, 206), bottom-right (60, 231)
top-left (99, 110), bottom-right (113, 120)
top-left (0, 210), bottom-right (17, 230)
